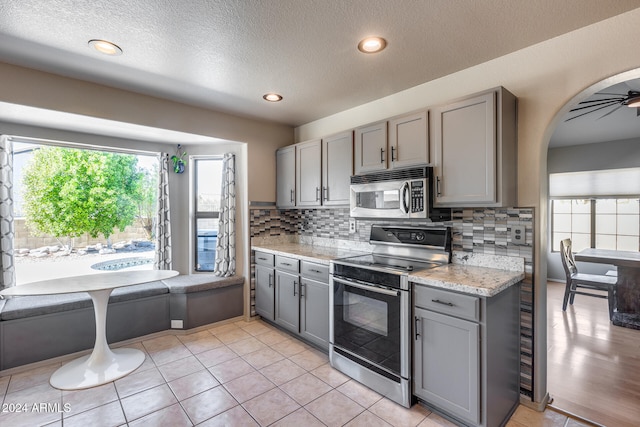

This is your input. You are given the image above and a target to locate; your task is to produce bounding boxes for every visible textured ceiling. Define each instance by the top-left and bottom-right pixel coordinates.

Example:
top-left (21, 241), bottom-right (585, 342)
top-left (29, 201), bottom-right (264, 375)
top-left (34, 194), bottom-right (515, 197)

top-left (1, 0), bottom-right (640, 129)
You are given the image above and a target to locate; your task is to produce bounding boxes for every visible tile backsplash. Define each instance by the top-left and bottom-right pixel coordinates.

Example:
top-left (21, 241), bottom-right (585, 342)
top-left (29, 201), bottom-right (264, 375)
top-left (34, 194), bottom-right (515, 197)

top-left (250, 206), bottom-right (535, 399)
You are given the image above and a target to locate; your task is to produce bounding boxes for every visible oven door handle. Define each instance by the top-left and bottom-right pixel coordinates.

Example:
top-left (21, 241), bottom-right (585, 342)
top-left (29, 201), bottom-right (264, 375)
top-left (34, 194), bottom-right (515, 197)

top-left (332, 277), bottom-right (400, 297)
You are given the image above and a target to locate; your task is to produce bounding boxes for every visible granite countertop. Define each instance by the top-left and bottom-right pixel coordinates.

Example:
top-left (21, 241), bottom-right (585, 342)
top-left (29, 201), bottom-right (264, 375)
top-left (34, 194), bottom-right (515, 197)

top-left (409, 264), bottom-right (525, 297)
top-left (252, 242), bottom-right (368, 265)
top-left (252, 240), bottom-right (524, 297)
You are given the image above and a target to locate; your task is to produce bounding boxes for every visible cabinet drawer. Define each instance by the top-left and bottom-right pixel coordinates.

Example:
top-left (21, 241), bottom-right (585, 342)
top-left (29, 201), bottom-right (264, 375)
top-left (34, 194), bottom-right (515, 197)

top-left (301, 261), bottom-right (329, 282)
top-left (275, 255), bottom-right (299, 273)
top-left (255, 251), bottom-right (274, 267)
top-left (413, 285), bottom-right (480, 322)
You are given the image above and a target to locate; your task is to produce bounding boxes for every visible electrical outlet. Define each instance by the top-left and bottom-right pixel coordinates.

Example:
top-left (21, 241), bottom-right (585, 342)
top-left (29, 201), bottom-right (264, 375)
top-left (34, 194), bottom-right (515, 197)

top-left (349, 218), bottom-right (357, 234)
top-left (171, 320), bottom-right (184, 329)
top-left (510, 225), bottom-right (526, 245)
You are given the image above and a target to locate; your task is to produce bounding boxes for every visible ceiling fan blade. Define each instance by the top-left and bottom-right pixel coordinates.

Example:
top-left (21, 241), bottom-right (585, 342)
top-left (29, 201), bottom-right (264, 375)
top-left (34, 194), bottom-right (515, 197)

top-left (569, 100), bottom-right (620, 112)
top-left (597, 104), bottom-right (624, 120)
top-left (576, 97), bottom-right (624, 105)
top-left (594, 92), bottom-right (627, 96)
top-left (565, 102), bottom-right (622, 121)
top-left (636, 107), bottom-right (639, 117)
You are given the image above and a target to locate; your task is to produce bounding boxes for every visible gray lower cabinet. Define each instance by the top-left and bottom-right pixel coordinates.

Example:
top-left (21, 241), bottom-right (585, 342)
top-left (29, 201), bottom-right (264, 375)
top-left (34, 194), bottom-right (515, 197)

top-left (254, 251), bottom-right (275, 320)
top-left (254, 264), bottom-right (274, 320)
top-left (414, 307), bottom-right (480, 425)
top-left (299, 276), bottom-right (329, 349)
top-left (413, 283), bottom-right (520, 427)
top-left (256, 253), bottom-right (330, 351)
top-left (275, 270), bottom-right (300, 333)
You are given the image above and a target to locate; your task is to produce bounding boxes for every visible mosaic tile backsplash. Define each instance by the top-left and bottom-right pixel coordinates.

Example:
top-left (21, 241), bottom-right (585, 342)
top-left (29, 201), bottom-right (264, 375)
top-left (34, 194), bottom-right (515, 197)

top-left (250, 206), bottom-right (535, 399)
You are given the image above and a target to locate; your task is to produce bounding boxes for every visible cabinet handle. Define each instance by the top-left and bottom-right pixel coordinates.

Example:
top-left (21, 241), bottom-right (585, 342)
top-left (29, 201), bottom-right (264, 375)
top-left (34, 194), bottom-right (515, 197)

top-left (380, 148), bottom-right (385, 163)
top-left (414, 316), bottom-right (420, 340)
top-left (281, 262), bottom-right (292, 266)
top-left (436, 176), bottom-right (442, 197)
top-left (322, 186), bottom-right (328, 202)
top-left (315, 187), bottom-right (320, 201)
top-left (310, 268), bottom-right (322, 273)
top-left (290, 189), bottom-right (294, 203)
top-left (300, 283), bottom-right (305, 298)
top-left (431, 299), bottom-right (455, 307)
top-left (391, 146), bottom-right (396, 162)
top-left (258, 257), bottom-right (267, 261)
top-left (293, 280), bottom-right (298, 296)
top-left (268, 273), bottom-right (273, 288)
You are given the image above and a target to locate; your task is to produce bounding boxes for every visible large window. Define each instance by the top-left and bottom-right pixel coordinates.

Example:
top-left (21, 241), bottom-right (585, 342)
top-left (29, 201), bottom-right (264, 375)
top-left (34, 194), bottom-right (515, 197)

top-left (193, 157), bottom-right (223, 271)
top-left (12, 139), bottom-right (159, 285)
top-left (551, 198), bottom-right (640, 252)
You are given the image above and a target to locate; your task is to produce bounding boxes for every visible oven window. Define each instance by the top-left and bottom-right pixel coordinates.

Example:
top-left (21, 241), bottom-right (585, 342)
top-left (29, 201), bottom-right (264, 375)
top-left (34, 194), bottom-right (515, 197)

top-left (344, 291), bottom-right (388, 336)
top-left (333, 280), bottom-right (402, 375)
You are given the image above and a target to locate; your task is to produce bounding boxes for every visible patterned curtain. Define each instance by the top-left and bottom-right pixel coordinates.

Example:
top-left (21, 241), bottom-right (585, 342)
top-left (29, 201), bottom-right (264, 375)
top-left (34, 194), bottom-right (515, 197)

top-left (154, 153), bottom-right (172, 270)
top-left (0, 136), bottom-right (16, 289)
top-left (214, 153), bottom-right (236, 277)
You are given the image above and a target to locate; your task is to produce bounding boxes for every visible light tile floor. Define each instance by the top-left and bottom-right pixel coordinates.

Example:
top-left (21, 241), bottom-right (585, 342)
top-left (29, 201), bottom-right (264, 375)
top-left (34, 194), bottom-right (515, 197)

top-left (0, 319), bottom-right (592, 427)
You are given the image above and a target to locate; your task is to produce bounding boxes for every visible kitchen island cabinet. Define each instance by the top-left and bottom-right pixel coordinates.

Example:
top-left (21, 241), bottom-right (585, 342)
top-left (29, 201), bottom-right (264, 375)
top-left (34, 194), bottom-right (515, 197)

top-left (431, 87), bottom-right (516, 207)
top-left (413, 281), bottom-right (520, 427)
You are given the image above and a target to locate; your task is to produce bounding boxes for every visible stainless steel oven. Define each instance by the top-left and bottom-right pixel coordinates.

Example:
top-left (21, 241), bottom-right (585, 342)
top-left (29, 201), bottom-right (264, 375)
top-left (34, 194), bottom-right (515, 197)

top-left (329, 225), bottom-right (451, 408)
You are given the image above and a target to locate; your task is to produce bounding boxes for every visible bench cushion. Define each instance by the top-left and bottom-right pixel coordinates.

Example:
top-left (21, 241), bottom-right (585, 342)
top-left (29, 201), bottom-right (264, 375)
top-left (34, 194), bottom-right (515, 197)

top-left (162, 275), bottom-right (244, 294)
top-left (0, 281), bottom-right (168, 321)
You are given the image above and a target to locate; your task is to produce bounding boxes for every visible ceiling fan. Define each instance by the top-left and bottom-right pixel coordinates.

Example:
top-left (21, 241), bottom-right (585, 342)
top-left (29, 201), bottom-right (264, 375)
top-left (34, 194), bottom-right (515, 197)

top-left (566, 89), bottom-right (640, 121)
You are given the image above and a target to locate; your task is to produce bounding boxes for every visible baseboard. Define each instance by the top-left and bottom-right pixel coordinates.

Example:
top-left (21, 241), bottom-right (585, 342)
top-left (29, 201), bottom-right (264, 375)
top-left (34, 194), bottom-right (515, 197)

top-left (519, 392), bottom-right (550, 411)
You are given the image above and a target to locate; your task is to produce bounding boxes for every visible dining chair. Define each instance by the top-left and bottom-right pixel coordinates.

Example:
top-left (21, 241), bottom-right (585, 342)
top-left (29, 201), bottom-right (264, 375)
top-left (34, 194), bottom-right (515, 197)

top-left (560, 238), bottom-right (618, 319)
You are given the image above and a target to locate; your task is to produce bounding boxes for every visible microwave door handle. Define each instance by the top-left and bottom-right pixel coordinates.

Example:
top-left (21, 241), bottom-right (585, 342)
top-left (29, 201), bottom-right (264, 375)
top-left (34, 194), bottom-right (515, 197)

top-left (400, 182), bottom-right (410, 214)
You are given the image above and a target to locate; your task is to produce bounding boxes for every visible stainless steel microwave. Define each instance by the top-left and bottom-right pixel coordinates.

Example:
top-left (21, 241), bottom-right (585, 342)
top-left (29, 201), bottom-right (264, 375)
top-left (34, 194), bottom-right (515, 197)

top-left (349, 167), bottom-right (451, 221)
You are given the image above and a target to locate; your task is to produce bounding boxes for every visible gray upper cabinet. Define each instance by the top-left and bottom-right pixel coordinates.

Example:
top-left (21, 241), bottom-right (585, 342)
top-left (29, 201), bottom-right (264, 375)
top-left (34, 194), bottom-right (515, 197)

top-left (354, 121), bottom-right (388, 174)
top-left (276, 146), bottom-right (296, 208)
top-left (388, 110), bottom-right (429, 170)
top-left (322, 131), bottom-right (353, 206)
top-left (432, 87), bottom-right (516, 207)
top-left (296, 139), bottom-right (322, 207)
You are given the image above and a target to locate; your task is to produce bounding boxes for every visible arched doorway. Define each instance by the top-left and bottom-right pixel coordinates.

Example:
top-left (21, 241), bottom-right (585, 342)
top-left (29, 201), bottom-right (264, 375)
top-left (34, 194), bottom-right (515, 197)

top-left (544, 71), bottom-right (640, 427)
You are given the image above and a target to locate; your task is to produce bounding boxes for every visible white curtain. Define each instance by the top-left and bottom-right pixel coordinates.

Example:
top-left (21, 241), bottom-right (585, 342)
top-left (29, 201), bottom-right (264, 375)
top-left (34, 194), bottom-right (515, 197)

top-left (154, 153), bottom-right (172, 270)
top-left (214, 153), bottom-right (236, 277)
top-left (0, 136), bottom-right (16, 289)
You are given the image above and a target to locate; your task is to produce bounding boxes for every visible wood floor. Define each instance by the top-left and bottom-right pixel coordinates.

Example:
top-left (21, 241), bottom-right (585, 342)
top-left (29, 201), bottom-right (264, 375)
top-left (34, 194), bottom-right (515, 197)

top-left (547, 280), bottom-right (640, 427)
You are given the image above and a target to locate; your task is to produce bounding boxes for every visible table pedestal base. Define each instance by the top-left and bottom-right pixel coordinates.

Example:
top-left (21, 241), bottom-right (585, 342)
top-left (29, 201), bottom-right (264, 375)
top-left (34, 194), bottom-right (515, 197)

top-left (50, 347), bottom-right (145, 390)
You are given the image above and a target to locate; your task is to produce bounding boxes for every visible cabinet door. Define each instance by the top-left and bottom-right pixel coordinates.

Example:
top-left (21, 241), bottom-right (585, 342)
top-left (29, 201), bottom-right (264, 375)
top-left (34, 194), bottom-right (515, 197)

top-left (433, 91), bottom-right (496, 206)
top-left (296, 139), bottom-right (322, 207)
top-left (275, 270), bottom-right (300, 333)
top-left (255, 265), bottom-right (275, 321)
top-left (389, 111), bottom-right (428, 170)
top-left (299, 277), bottom-right (329, 350)
top-left (414, 307), bottom-right (480, 425)
top-left (354, 121), bottom-right (388, 174)
top-left (276, 146), bottom-right (296, 207)
top-left (322, 131), bottom-right (353, 206)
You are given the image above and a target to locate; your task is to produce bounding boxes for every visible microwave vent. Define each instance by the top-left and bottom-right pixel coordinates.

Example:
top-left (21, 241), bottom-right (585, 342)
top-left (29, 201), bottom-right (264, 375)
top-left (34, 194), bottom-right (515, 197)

top-left (350, 167), bottom-right (429, 184)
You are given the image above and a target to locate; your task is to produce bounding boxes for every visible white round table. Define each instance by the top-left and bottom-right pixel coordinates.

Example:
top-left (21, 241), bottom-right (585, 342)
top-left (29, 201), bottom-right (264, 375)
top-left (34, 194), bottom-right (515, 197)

top-left (0, 269), bottom-right (178, 390)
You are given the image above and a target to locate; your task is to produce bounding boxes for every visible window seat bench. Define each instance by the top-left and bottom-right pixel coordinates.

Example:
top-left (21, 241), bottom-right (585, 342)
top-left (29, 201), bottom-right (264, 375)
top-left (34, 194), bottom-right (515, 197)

top-left (0, 275), bottom-right (244, 371)
top-left (162, 275), bottom-right (244, 329)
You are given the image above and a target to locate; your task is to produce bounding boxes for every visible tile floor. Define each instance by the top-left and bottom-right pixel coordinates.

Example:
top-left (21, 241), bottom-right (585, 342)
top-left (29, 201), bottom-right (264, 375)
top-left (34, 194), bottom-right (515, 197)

top-left (0, 318), bottom-right (591, 427)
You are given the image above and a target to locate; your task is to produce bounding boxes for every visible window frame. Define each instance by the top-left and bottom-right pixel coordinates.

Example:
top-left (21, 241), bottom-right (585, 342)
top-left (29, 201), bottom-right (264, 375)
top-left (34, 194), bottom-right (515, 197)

top-left (550, 197), bottom-right (640, 253)
top-left (191, 155), bottom-right (223, 272)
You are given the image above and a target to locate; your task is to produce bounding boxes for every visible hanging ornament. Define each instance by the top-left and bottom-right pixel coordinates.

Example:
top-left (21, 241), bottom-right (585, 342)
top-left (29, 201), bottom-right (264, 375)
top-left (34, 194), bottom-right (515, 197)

top-left (171, 144), bottom-right (187, 174)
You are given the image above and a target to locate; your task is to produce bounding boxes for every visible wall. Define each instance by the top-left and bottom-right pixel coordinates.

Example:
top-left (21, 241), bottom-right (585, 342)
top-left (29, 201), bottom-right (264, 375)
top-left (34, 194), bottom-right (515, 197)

top-left (547, 138), bottom-right (640, 280)
top-left (249, 206), bottom-right (535, 398)
top-left (294, 8), bottom-right (640, 404)
top-left (0, 63), bottom-right (293, 307)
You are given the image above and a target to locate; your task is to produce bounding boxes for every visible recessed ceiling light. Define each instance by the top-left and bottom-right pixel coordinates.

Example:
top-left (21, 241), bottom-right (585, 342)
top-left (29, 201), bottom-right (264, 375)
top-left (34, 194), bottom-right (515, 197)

top-left (357, 37), bottom-right (387, 54)
top-left (88, 39), bottom-right (123, 56)
top-left (263, 93), bottom-right (283, 102)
